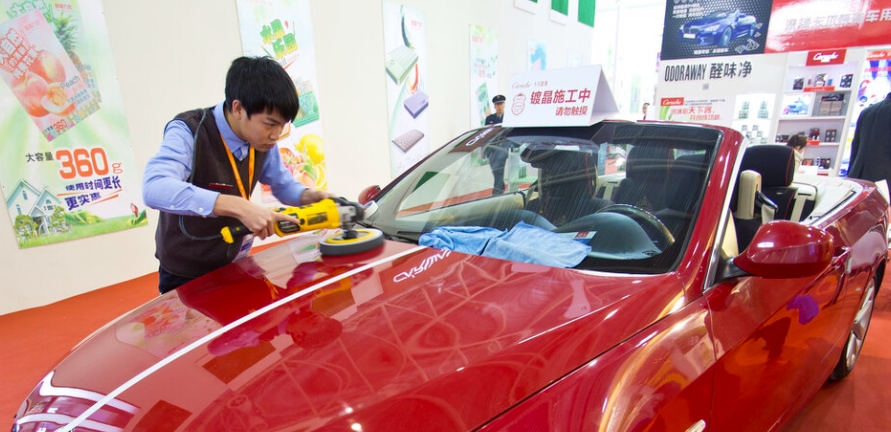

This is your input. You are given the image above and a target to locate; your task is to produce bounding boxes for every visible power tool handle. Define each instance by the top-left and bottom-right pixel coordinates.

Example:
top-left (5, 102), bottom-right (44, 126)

top-left (221, 224), bottom-right (250, 244)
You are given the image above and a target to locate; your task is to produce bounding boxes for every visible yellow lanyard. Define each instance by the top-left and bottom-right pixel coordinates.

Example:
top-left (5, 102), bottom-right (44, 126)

top-left (220, 135), bottom-right (254, 199)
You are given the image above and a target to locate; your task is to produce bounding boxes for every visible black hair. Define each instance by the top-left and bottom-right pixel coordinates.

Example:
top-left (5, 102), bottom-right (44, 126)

top-left (786, 134), bottom-right (807, 149)
top-left (224, 56), bottom-right (300, 121)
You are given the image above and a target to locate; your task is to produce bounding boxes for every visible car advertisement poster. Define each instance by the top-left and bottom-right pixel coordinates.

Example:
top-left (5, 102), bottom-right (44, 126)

top-left (382, 3), bottom-right (429, 178)
top-left (660, 0), bottom-right (773, 61)
top-left (766, 0), bottom-right (891, 53)
top-left (235, 0), bottom-right (328, 201)
top-left (0, 0), bottom-right (146, 249)
top-left (469, 24), bottom-right (498, 128)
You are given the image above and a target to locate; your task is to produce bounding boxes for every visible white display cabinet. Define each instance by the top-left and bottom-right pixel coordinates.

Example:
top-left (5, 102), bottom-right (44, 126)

top-left (772, 56), bottom-right (859, 176)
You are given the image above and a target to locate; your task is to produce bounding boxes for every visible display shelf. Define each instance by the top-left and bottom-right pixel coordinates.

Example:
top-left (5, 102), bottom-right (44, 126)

top-left (773, 59), bottom-right (860, 176)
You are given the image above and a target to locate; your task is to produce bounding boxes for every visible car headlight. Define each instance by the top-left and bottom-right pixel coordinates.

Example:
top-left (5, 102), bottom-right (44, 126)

top-left (703, 24), bottom-right (721, 32)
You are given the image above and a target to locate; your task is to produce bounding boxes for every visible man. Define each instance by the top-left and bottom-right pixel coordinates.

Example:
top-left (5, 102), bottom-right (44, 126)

top-left (483, 94), bottom-right (508, 194)
top-left (485, 94), bottom-right (506, 125)
top-left (143, 56), bottom-right (330, 294)
top-left (848, 92), bottom-right (891, 189)
top-left (642, 102), bottom-right (650, 120)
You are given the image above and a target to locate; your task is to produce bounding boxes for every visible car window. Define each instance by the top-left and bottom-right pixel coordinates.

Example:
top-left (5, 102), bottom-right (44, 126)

top-left (367, 122), bottom-right (721, 274)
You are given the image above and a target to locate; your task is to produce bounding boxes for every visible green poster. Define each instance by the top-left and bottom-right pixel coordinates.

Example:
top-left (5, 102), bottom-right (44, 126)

top-left (0, 0), bottom-right (145, 248)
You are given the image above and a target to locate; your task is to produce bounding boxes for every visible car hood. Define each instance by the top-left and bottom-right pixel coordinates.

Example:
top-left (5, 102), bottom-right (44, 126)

top-left (15, 230), bottom-right (685, 431)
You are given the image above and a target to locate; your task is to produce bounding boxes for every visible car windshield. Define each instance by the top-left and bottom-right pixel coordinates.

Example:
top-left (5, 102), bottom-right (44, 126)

top-left (364, 122), bottom-right (721, 274)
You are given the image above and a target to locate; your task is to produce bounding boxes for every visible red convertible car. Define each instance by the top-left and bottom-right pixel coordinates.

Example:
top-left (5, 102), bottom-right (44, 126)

top-left (13, 121), bottom-right (887, 431)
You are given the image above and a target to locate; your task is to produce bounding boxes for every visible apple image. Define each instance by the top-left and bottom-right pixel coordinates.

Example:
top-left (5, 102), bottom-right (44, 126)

top-left (41, 83), bottom-right (75, 116)
top-left (28, 50), bottom-right (66, 83)
top-left (12, 71), bottom-right (50, 117)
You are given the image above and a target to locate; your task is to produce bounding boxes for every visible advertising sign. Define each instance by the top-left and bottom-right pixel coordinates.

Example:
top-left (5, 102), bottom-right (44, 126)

top-left (0, 10), bottom-right (96, 141)
top-left (469, 24), bottom-right (498, 128)
top-left (235, 0), bottom-right (328, 198)
top-left (657, 95), bottom-right (734, 127)
top-left (660, 0), bottom-right (773, 61)
top-left (766, 0), bottom-right (891, 53)
top-left (382, 3), bottom-right (429, 177)
top-left (0, 0), bottom-right (145, 249)
top-left (502, 65), bottom-right (619, 128)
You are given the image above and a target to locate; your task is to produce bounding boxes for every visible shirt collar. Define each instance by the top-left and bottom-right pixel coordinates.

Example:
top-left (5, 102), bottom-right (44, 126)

top-left (213, 102), bottom-right (250, 160)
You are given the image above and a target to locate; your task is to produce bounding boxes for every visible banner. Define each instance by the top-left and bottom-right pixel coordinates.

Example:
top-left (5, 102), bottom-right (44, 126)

top-left (766, 0), bottom-right (891, 53)
top-left (383, 2), bottom-right (429, 177)
top-left (235, 0), bottom-right (327, 199)
top-left (469, 24), bottom-right (498, 128)
top-left (660, 0), bottom-right (773, 60)
top-left (658, 95), bottom-right (734, 127)
top-left (0, 0), bottom-right (145, 249)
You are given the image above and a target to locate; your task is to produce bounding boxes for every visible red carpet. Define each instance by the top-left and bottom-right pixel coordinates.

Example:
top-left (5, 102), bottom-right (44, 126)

top-left (2, 267), bottom-right (890, 429)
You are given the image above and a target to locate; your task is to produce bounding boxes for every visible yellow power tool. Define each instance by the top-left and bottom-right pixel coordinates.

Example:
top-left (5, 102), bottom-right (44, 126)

top-left (221, 197), bottom-right (384, 256)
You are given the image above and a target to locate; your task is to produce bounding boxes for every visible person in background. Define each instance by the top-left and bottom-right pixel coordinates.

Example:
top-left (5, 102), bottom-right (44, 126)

top-left (849, 92), bottom-right (891, 189)
top-left (786, 134), bottom-right (807, 172)
top-left (642, 102), bottom-right (650, 120)
top-left (486, 94), bottom-right (506, 125)
top-left (143, 56), bottom-right (331, 294)
top-left (484, 94), bottom-right (508, 194)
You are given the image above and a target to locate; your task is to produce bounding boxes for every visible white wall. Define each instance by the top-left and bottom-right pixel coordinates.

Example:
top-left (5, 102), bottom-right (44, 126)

top-left (0, 0), bottom-right (594, 315)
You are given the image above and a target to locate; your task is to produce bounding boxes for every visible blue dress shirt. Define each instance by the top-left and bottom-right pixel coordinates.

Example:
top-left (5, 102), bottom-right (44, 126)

top-left (143, 103), bottom-right (306, 217)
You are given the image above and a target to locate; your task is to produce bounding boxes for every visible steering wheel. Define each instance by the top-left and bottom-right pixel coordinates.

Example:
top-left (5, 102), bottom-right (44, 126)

top-left (595, 204), bottom-right (674, 250)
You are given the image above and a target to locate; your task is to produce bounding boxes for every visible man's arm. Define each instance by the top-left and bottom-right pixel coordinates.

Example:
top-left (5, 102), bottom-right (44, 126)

top-left (260, 144), bottom-right (332, 206)
top-left (142, 121), bottom-right (219, 217)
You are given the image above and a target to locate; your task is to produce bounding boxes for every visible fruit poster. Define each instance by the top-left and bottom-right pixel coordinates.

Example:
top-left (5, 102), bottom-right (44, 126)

top-left (0, 0), bottom-right (145, 249)
top-left (0, 9), bottom-right (96, 141)
top-left (235, 0), bottom-right (328, 201)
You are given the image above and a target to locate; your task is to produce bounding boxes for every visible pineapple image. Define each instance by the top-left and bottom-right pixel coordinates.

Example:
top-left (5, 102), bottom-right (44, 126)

top-left (52, 11), bottom-right (101, 103)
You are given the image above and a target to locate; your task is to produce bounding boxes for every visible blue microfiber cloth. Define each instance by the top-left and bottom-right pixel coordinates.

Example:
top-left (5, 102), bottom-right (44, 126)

top-left (419, 222), bottom-right (591, 267)
top-left (418, 225), bottom-right (503, 255)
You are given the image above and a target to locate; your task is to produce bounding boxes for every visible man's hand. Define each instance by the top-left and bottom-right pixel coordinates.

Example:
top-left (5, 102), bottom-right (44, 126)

top-left (213, 194), bottom-right (300, 240)
top-left (301, 188), bottom-right (334, 205)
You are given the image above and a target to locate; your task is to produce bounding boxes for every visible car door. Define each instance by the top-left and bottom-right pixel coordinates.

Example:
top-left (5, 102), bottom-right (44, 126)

top-left (705, 218), bottom-right (851, 431)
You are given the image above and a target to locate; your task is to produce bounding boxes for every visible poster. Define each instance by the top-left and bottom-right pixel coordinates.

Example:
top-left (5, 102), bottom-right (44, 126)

top-left (659, 0), bottom-right (772, 61)
top-left (0, 0), bottom-right (145, 249)
top-left (658, 95), bottom-right (734, 127)
top-left (382, 3), bottom-right (429, 177)
top-left (235, 0), bottom-right (327, 200)
top-left (527, 39), bottom-right (547, 71)
top-left (469, 24), bottom-right (498, 128)
top-left (766, 0), bottom-right (891, 53)
top-left (0, 10), bottom-right (96, 141)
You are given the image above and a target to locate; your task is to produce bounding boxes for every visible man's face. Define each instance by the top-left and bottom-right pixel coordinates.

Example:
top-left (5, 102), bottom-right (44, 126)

top-left (231, 100), bottom-right (288, 152)
top-left (494, 102), bottom-right (505, 115)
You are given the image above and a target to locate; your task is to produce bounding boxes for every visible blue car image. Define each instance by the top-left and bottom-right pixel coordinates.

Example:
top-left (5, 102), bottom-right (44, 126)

top-left (678, 10), bottom-right (758, 47)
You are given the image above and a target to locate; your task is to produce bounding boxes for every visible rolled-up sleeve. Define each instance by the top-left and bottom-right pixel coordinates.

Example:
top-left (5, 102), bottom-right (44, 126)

top-left (142, 120), bottom-right (220, 217)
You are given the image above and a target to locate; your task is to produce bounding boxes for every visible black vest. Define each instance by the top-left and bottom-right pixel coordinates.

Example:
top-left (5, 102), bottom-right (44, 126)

top-left (154, 107), bottom-right (268, 278)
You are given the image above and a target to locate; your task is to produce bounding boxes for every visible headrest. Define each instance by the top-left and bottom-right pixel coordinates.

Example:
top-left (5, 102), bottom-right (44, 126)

top-left (521, 147), bottom-right (597, 187)
top-left (625, 145), bottom-right (672, 180)
top-left (740, 145), bottom-right (794, 188)
top-left (665, 153), bottom-right (708, 211)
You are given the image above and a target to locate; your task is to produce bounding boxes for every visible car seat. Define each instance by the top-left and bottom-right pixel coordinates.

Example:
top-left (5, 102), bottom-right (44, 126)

top-left (522, 147), bottom-right (611, 226)
top-left (739, 145), bottom-right (814, 221)
top-left (654, 153), bottom-right (709, 240)
top-left (612, 145), bottom-right (673, 212)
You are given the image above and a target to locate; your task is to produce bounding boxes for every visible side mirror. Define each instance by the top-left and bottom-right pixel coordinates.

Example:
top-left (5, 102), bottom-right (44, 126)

top-left (358, 185), bottom-right (381, 205)
top-left (733, 220), bottom-right (834, 279)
